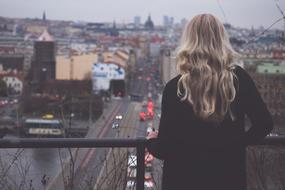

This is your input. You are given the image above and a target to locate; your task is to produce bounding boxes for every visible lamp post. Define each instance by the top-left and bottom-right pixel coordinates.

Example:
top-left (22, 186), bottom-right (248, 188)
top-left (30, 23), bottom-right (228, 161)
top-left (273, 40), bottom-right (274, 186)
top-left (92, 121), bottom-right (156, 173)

top-left (69, 113), bottom-right (74, 137)
top-left (88, 95), bottom-right (92, 128)
top-left (41, 67), bottom-right (47, 82)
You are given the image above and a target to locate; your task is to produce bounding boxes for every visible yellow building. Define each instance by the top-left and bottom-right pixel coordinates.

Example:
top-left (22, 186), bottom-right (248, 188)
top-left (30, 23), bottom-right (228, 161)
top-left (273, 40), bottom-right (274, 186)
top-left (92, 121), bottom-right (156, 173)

top-left (26, 25), bottom-right (47, 35)
top-left (56, 53), bottom-right (97, 80)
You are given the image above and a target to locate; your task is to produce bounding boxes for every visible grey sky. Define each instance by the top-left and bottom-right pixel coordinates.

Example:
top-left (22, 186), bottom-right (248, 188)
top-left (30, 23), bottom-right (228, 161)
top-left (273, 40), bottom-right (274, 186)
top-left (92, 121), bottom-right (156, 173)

top-left (0, 0), bottom-right (285, 29)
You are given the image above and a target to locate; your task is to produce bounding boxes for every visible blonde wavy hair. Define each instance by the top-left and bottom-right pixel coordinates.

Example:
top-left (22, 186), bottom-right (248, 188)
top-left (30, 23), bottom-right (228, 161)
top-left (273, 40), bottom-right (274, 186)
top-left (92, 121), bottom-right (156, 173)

top-left (176, 14), bottom-right (238, 123)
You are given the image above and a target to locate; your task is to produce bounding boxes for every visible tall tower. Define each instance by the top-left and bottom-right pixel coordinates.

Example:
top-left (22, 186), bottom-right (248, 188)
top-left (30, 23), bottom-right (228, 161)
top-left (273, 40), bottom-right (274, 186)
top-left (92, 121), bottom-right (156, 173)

top-left (144, 14), bottom-right (154, 30)
top-left (110, 20), bottom-right (119, 36)
top-left (42, 11), bottom-right (46, 22)
top-left (31, 30), bottom-right (56, 84)
top-left (134, 16), bottom-right (141, 27)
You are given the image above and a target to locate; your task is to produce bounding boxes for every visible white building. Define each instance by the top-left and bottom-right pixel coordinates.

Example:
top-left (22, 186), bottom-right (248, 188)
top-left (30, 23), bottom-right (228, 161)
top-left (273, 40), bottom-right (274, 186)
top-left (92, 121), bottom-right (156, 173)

top-left (92, 62), bottom-right (126, 93)
top-left (2, 75), bottom-right (23, 94)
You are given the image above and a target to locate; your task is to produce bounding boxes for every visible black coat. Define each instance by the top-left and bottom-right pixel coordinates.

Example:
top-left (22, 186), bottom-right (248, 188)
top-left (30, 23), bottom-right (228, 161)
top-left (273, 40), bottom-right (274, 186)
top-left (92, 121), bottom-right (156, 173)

top-left (147, 66), bottom-right (273, 190)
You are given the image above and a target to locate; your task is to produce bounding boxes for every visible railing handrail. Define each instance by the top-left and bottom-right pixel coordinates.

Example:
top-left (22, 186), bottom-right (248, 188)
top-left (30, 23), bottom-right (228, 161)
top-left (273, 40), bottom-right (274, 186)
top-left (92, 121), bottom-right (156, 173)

top-left (0, 136), bottom-right (284, 149)
top-left (0, 137), bottom-right (147, 190)
top-left (255, 136), bottom-right (285, 145)
top-left (0, 137), bottom-right (146, 148)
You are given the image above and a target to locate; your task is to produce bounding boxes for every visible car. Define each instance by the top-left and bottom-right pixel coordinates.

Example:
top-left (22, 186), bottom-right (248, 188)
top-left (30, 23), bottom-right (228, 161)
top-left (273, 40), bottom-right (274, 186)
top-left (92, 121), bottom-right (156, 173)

top-left (144, 171), bottom-right (152, 180)
top-left (42, 114), bottom-right (54, 119)
top-left (144, 179), bottom-right (154, 189)
top-left (126, 179), bottom-right (154, 190)
top-left (0, 100), bottom-right (8, 107)
top-left (127, 167), bottom-right (137, 178)
top-left (147, 127), bottom-right (153, 134)
top-left (112, 123), bottom-right (119, 129)
top-left (115, 114), bottom-right (123, 120)
top-left (11, 99), bottom-right (18, 104)
top-left (128, 154), bottom-right (137, 168)
top-left (267, 133), bottom-right (279, 136)
top-left (130, 93), bottom-right (143, 102)
top-left (139, 112), bottom-right (146, 121)
top-left (142, 100), bottom-right (148, 107)
top-left (126, 180), bottom-right (136, 190)
top-left (145, 152), bottom-right (154, 164)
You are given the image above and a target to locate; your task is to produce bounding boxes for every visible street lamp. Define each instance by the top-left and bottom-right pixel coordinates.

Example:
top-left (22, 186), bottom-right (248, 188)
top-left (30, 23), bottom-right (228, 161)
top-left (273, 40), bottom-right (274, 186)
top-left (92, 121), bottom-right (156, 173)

top-left (68, 113), bottom-right (75, 137)
top-left (42, 68), bottom-right (47, 78)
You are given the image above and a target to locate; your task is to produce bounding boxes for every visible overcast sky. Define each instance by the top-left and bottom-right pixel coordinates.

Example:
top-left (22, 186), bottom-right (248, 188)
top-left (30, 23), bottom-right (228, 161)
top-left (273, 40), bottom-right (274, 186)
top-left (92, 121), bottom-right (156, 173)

top-left (0, 0), bottom-right (285, 29)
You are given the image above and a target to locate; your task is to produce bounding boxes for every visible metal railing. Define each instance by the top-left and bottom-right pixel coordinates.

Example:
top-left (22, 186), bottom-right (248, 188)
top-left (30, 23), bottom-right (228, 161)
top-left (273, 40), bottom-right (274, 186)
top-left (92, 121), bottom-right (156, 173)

top-left (0, 136), bottom-right (284, 190)
top-left (0, 137), bottom-right (146, 190)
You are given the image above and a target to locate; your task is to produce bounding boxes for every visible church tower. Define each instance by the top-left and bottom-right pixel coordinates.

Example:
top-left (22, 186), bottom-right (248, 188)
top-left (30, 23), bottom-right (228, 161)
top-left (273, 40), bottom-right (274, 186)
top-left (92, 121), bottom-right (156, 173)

top-left (31, 29), bottom-right (56, 84)
top-left (144, 14), bottom-right (154, 30)
top-left (42, 11), bottom-right (46, 22)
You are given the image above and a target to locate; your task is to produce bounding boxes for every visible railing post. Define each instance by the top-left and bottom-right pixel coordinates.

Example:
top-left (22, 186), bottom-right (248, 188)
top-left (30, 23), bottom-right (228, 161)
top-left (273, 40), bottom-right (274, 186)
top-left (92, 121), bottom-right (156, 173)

top-left (136, 137), bottom-right (146, 190)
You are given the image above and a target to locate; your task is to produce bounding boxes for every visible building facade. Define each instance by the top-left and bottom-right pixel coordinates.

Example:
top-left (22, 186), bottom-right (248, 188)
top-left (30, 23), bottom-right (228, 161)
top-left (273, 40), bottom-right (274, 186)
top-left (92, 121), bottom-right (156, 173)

top-left (31, 30), bottom-right (56, 83)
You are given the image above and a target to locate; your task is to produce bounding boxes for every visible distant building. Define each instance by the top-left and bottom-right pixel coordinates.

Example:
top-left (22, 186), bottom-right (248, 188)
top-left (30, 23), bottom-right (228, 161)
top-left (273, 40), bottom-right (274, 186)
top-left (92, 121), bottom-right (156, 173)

top-left (31, 30), bottom-right (56, 83)
top-left (180, 18), bottom-right (188, 28)
top-left (245, 61), bottom-right (285, 127)
top-left (110, 21), bottom-right (119, 37)
top-left (163, 16), bottom-right (169, 27)
top-left (0, 54), bottom-right (24, 72)
top-left (85, 22), bottom-right (118, 36)
top-left (92, 62), bottom-right (126, 94)
top-left (138, 36), bottom-right (150, 60)
top-left (42, 11), bottom-right (46, 22)
top-left (129, 49), bottom-right (137, 73)
top-left (1, 74), bottom-right (23, 95)
top-left (272, 50), bottom-right (285, 59)
top-left (150, 43), bottom-right (160, 57)
top-left (160, 48), bottom-right (177, 85)
top-left (144, 15), bottom-right (154, 30)
top-left (56, 53), bottom-right (97, 80)
top-left (88, 50), bottom-right (129, 96)
top-left (163, 15), bottom-right (174, 27)
top-left (56, 50), bottom-right (129, 81)
top-left (169, 17), bottom-right (174, 26)
top-left (134, 16), bottom-right (141, 27)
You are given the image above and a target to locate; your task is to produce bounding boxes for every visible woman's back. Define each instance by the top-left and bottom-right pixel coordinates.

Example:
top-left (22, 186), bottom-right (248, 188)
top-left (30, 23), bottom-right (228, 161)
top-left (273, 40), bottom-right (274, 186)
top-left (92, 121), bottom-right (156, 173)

top-left (147, 66), bottom-right (273, 190)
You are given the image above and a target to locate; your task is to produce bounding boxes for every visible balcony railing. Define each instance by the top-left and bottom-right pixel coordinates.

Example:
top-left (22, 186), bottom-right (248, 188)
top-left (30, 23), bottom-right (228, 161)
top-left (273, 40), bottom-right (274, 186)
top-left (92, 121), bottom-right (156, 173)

top-left (0, 136), bottom-right (284, 190)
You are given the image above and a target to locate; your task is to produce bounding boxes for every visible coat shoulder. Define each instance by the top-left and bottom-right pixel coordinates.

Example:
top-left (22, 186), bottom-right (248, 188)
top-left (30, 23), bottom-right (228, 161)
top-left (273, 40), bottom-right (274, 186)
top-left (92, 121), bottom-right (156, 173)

top-left (164, 75), bottom-right (181, 92)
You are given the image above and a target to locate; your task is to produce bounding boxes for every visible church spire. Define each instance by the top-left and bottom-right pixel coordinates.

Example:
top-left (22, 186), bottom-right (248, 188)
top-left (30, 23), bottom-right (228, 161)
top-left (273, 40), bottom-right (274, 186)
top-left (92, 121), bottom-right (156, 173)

top-left (144, 14), bottom-right (154, 30)
top-left (43, 11), bottom-right (46, 22)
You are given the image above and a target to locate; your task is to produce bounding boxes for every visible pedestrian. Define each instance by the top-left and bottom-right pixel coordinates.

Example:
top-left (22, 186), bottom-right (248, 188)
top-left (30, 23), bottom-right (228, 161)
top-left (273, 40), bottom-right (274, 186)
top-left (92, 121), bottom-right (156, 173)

top-left (41, 174), bottom-right (49, 188)
top-left (146, 14), bottom-right (273, 190)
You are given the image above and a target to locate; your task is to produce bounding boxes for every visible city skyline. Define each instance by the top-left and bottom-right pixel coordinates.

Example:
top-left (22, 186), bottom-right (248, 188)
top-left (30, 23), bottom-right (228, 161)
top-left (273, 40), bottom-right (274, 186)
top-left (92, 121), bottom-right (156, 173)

top-left (0, 0), bottom-right (285, 29)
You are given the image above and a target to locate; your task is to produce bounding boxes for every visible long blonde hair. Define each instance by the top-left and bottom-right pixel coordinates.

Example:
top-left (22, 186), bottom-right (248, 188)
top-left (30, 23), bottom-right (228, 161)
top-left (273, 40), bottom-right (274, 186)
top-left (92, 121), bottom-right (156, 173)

top-left (176, 14), bottom-right (238, 123)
